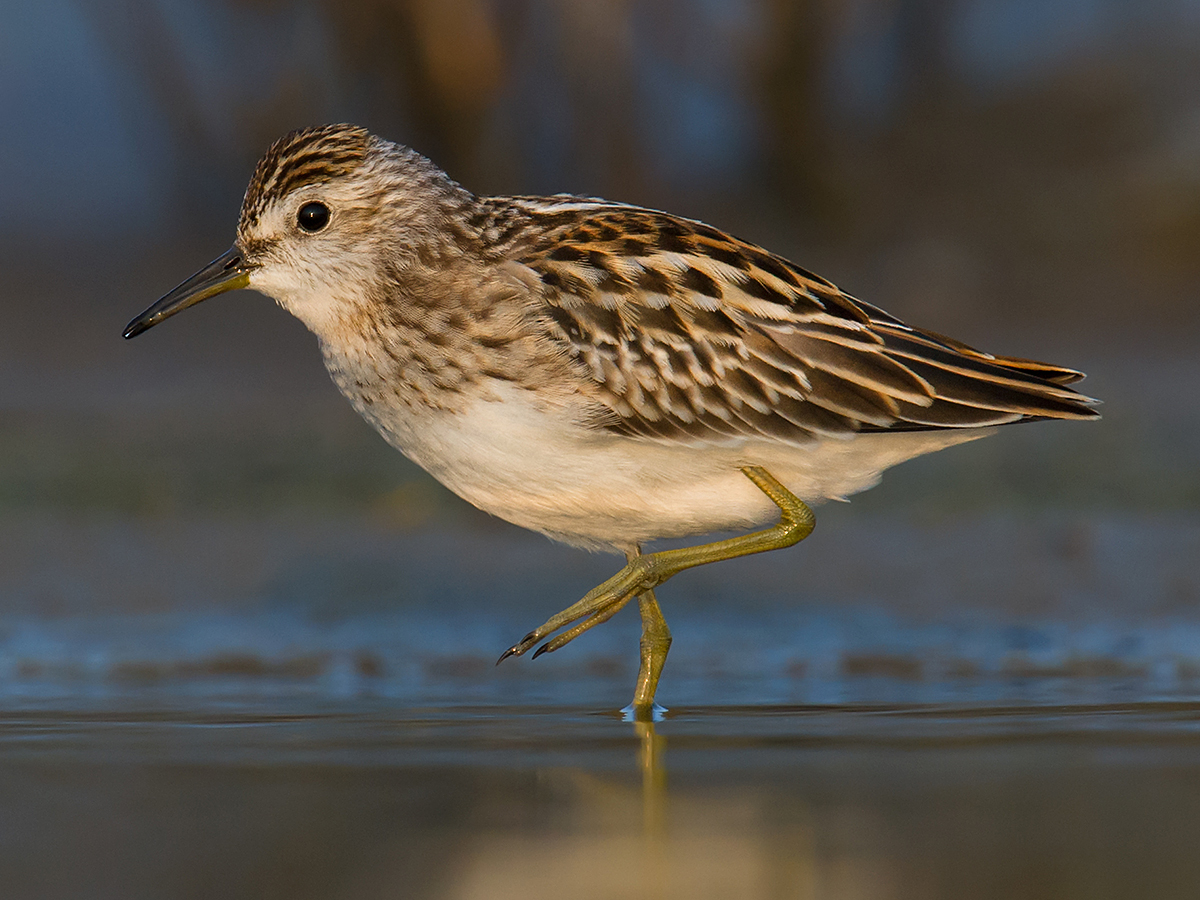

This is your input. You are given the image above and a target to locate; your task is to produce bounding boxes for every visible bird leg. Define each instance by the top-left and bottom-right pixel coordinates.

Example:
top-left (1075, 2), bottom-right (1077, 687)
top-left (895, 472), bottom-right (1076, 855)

top-left (497, 467), bottom-right (816, 709)
top-left (629, 583), bottom-right (671, 719)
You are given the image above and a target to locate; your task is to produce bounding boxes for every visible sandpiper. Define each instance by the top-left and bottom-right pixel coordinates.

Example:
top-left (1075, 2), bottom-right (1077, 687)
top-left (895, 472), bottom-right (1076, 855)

top-left (125, 124), bottom-right (1098, 717)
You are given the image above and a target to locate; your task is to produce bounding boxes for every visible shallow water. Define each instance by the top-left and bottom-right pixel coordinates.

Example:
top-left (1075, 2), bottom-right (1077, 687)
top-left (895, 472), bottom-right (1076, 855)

top-left (5, 698), bottom-right (1200, 900)
top-left (3, 513), bottom-right (1200, 899)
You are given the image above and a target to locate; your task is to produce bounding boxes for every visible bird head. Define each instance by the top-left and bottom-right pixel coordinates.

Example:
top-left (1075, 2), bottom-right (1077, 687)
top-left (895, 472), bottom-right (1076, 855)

top-left (124, 124), bottom-right (471, 340)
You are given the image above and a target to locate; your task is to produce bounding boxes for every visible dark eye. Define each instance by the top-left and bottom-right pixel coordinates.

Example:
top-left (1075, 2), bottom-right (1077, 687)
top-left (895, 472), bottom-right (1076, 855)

top-left (297, 201), bottom-right (330, 233)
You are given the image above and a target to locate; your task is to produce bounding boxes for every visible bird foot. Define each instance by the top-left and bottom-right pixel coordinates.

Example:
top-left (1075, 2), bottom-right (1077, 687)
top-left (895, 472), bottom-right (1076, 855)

top-left (496, 556), bottom-right (661, 663)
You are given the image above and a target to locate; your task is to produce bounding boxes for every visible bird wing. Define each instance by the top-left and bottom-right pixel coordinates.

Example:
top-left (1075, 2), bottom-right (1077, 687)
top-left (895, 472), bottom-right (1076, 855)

top-left (507, 200), bottom-right (1098, 445)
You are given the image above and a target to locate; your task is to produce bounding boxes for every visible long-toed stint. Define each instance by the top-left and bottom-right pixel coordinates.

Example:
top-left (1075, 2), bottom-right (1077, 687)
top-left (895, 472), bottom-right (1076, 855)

top-left (125, 124), bottom-right (1098, 717)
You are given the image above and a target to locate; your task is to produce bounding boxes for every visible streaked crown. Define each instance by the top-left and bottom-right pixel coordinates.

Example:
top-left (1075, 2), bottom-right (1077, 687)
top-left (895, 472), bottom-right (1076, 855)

top-left (238, 124), bottom-right (373, 232)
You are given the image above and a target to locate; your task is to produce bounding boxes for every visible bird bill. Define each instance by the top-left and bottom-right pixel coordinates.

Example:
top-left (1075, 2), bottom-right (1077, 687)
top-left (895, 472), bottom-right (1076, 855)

top-left (124, 246), bottom-right (251, 339)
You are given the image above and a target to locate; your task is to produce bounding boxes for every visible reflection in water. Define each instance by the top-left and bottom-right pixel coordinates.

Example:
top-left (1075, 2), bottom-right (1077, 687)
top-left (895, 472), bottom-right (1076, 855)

top-left (638, 720), bottom-right (668, 899)
top-left (2, 703), bottom-right (1200, 898)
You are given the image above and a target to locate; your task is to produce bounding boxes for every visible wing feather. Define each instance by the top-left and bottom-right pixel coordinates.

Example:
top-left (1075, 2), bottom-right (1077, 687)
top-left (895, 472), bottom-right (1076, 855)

top-left (507, 201), bottom-right (1099, 445)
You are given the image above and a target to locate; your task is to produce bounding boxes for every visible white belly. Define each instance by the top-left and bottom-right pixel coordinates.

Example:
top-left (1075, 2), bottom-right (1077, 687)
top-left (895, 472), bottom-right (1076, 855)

top-left (353, 381), bottom-right (992, 553)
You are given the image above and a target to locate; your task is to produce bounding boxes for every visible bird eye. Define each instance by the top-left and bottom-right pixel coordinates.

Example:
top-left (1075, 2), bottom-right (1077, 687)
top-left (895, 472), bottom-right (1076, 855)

top-left (297, 201), bottom-right (330, 233)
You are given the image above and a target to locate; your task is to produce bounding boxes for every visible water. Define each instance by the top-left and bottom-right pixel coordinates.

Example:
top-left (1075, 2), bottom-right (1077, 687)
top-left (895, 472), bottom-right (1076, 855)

top-left (1, 511), bottom-right (1199, 899)
top-left (4, 698), bottom-right (1200, 899)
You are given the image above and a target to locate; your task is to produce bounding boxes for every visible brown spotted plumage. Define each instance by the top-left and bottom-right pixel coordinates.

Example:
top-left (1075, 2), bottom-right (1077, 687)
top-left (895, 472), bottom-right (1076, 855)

top-left (125, 125), bottom-right (1099, 712)
top-left (494, 199), bottom-right (1096, 445)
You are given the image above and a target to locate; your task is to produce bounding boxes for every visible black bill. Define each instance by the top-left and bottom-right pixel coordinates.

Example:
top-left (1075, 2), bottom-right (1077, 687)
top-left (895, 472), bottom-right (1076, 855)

top-left (123, 247), bottom-right (252, 339)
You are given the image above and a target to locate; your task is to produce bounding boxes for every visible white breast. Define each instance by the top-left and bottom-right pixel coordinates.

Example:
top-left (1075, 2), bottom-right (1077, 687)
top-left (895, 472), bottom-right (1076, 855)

top-left (343, 378), bottom-right (992, 553)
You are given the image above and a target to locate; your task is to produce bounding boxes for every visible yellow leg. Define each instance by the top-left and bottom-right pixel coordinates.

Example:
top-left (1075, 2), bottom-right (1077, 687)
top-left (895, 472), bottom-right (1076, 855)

top-left (629, 584), bottom-right (671, 720)
top-left (497, 466), bottom-right (816, 707)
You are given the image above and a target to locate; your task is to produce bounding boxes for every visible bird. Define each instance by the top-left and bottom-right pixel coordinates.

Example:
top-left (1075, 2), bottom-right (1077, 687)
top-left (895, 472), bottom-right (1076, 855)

top-left (124, 124), bottom-right (1099, 718)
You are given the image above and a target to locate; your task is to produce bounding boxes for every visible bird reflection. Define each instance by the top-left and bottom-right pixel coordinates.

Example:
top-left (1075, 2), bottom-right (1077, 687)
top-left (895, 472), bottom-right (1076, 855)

top-left (636, 718), bottom-right (669, 898)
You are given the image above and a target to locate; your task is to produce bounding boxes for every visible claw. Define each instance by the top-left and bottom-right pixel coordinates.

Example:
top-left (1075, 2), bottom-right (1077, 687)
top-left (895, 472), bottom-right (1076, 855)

top-left (507, 595), bottom-right (638, 666)
top-left (496, 647), bottom-right (518, 665)
top-left (496, 631), bottom-right (540, 665)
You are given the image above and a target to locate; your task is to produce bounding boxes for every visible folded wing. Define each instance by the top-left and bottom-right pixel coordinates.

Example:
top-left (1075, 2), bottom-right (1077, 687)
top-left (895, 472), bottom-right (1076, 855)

top-left (507, 199), bottom-right (1099, 445)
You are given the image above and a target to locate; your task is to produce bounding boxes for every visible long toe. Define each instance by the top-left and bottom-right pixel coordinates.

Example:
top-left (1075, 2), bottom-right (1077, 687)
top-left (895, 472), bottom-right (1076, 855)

top-left (495, 564), bottom-right (654, 664)
top-left (530, 600), bottom-right (634, 658)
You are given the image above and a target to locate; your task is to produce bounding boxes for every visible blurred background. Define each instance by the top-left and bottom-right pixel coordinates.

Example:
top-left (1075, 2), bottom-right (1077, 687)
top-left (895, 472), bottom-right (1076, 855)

top-left (4, 4), bottom-right (1200, 897)
top-left (1, 0), bottom-right (1197, 662)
